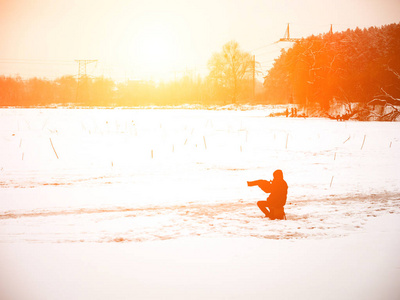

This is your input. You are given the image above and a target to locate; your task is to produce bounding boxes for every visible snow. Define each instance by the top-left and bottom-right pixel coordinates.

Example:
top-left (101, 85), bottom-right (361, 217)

top-left (0, 215), bottom-right (399, 300)
top-left (0, 108), bottom-right (399, 299)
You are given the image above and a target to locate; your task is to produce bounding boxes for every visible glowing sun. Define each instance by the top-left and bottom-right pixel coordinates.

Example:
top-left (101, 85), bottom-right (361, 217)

top-left (129, 24), bottom-right (181, 79)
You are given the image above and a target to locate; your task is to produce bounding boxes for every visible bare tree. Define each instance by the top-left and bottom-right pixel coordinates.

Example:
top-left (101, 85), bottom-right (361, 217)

top-left (208, 41), bottom-right (254, 103)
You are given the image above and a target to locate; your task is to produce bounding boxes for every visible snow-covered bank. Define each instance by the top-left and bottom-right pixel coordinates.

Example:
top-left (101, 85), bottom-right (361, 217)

top-left (0, 108), bottom-right (399, 299)
top-left (1, 191), bottom-right (399, 243)
top-left (1, 108), bottom-right (400, 242)
top-left (1, 214), bottom-right (399, 300)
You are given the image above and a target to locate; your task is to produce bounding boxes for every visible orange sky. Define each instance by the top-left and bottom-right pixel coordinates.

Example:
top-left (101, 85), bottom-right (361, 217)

top-left (0, 0), bottom-right (399, 81)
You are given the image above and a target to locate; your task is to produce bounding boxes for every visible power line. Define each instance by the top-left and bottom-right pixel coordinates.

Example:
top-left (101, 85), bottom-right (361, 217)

top-left (0, 61), bottom-right (74, 66)
top-left (255, 48), bottom-right (286, 57)
top-left (0, 58), bottom-right (74, 64)
top-left (259, 59), bottom-right (276, 63)
top-left (250, 42), bottom-right (277, 53)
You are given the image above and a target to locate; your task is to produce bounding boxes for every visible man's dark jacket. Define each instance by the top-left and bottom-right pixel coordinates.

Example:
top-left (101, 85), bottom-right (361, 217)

top-left (266, 179), bottom-right (288, 208)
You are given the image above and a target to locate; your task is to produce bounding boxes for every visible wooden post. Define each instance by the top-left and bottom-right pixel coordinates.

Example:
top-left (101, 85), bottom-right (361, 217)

top-left (49, 138), bottom-right (59, 159)
top-left (361, 135), bottom-right (366, 150)
top-left (285, 133), bottom-right (289, 149)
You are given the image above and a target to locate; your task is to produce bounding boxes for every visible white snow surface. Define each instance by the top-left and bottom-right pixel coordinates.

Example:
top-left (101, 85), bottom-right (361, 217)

top-left (0, 108), bottom-right (399, 299)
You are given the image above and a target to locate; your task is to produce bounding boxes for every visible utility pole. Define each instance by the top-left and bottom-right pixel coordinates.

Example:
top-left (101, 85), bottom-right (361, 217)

top-left (252, 55), bottom-right (256, 101)
top-left (75, 59), bottom-right (98, 103)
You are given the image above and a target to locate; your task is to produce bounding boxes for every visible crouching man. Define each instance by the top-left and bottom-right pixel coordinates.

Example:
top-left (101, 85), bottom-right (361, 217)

top-left (247, 170), bottom-right (288, 220)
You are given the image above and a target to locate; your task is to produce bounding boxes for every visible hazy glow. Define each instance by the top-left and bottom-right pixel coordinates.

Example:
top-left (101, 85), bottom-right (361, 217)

top-left (127, 20), bottom-right (182, 79)
top-left (0, 0), bottom-right (399, 80)
top-left (136, 30), bottom-right (177, 68)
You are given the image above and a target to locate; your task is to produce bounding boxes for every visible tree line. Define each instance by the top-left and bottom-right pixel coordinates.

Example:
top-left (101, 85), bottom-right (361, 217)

top-left (0, 41), bottom-right (260, 107)
top-left (1, 24), bottom-right (399, 109)
top-left (263, 23), bottom-right (400, 111)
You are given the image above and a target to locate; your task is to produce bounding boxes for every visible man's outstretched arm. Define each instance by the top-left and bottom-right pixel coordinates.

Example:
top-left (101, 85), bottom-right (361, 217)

top-left (247, 180), bottom-right (271, 193)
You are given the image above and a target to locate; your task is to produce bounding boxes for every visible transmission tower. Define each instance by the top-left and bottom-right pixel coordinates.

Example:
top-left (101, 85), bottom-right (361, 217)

top-left (75, 59), bottom-right (98, 103)
top-left (278, 23), bottom-right (300, 43)
top-left (75, 60), bottom-right (98, 80)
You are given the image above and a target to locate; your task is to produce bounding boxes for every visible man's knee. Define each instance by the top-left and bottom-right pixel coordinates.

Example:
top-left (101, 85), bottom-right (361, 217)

top-left (257, 201), bottom-right (267, 208)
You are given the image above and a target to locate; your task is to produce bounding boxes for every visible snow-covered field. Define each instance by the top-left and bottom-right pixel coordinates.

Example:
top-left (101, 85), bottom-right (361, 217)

top-left (0, 108), bottom-right (399, 299)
